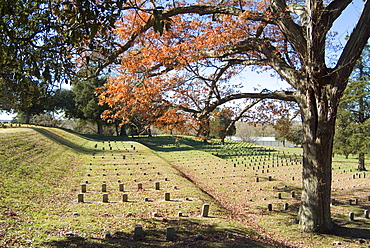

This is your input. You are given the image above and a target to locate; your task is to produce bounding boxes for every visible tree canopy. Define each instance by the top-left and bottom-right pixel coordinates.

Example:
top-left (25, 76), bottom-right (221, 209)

top-left (0, 0), bottom-right (131, 113)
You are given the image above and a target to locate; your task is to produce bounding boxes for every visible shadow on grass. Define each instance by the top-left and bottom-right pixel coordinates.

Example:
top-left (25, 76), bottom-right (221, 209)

top-left (136, 136), bottom-right (198, 152)
top-left (43, 218), bottom-right (275, 248)
top-left (31, 127), bottom-right (97, 154)
top-left (331, 222), bottom-right (370, 239)
top-left (57, 127), bottom-right (134, 142)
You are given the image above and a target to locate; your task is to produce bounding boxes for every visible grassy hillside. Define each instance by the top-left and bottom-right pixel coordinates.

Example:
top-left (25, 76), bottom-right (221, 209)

top-left (0, 127), bottom-right (269, 248)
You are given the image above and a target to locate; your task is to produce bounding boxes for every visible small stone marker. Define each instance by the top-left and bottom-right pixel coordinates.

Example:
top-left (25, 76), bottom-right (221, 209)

top-left (119, 183), bottom-right (124, 192)
top-left (178, 211), bottom-right (183, 217)
top-left (364, 210), bottom-right (369, 219)
top-left (102, 183), bottom-right (107, 192)
top-left (78, 193), bottom-right (84, 203)
top-left (155, 182), bottom-right (160, 190)
top-left (349, 212), bottom-right (355, 221)
top-left (134, 226), bottom-right (143, 240)
top-left (166, 227), bottom-right (175, 241)
top-left (81, 184), bottom-right (87, 193)
top-left (291, 191), bottom-right (295, 198)
top-left (122, 194), bottom-right (128, 202)
top-left (103, 193), bottom-right (109, 203)
top-left (284, 203), bottom-right (289, 210)
top-left (138, 183), bottom-right (143, 190)
top-left (165, 192), bottom-right (170, 201)
top-left (277, 193), bottom-right (281, 199)
top-left (267, 203), bottom-right (272, 211)
top-left (201, 204), bottom-right (210, 217)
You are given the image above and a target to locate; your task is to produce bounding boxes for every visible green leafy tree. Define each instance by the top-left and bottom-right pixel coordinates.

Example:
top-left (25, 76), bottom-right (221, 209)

top-left (71, 77), bottom-right (109, 136)
top-left (334, 44), bottom-right (370, 170)
top-left (0, 0), bottom-right (129, 113)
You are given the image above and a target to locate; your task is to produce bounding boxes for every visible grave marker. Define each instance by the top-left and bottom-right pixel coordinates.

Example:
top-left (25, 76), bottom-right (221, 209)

top-left (349, 212), bottom-right (354, 221)
top-left (364, 210), bottom-right (369, 219)
top-left (81, 184), bottom-right (87, 193)
top-left (166, 227), bottom-right (175, 241)
top-left (201, 204), bottom-right (210, 217)
top-left (284, 203), bottom-right (289, 210)
top-left (78, 193), bottom-right (84, 203)
top-left (122, 194), bottom-right (128, 202)
top-left (165, 192), bottom-right (170, 201)
top-left (134, 226), bottom-right (143, 240)
top-left (267, 204), bottom-right (272, 211)
top-left (103, 193), bottom-right (109, 203)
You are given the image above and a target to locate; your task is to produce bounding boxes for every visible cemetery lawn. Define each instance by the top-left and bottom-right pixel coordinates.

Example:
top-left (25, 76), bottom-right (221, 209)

top-left (138, 135), bottom-right (370, 247)
top-left (1, 127), bottom-right (369, 247)
top-left (0, 127), bottom-right (268, 248)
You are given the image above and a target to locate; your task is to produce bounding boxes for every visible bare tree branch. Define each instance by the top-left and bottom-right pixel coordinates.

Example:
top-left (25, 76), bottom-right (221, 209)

top-left (335, 0), bottom-right (370, 89)
top-left (270, 0), bottom-right (307, 60)
top-left (322, 0), bottom-right (352, 31)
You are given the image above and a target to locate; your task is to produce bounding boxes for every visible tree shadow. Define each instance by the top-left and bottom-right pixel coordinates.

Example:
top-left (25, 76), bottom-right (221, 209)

top-left (31, 127), bottom-right (97, 154)
top-left (43, 218), bottom-right (279, 248)
top-left (331, 223), bottom-right (370, 239)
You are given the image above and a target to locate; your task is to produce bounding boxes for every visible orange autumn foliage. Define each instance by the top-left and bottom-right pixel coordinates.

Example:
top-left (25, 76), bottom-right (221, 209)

top-left (97, 0), bottom-right (287, 134)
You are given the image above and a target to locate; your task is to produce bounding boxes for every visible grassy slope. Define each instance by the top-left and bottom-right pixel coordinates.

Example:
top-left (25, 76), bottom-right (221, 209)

top-left (0, 127), bottom-right (268, 248)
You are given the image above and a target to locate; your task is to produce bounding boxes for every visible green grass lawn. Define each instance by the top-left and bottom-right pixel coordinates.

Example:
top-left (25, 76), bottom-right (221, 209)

top-left (1, 127), bottom-right (369, 247)
top-left (0, 127), bottom-right (269, 247)
top-left (137, 135), bottom-right (370, 248)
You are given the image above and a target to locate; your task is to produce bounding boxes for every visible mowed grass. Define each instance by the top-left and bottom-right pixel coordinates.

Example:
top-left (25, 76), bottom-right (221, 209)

top-left (0, 127), bottom-right (268, 248)
top-left (137, 136), bottom-right (370, 248)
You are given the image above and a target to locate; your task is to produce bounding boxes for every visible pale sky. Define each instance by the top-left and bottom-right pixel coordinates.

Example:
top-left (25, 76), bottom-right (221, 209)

top-left (0, 0), bottom-right (366, 120)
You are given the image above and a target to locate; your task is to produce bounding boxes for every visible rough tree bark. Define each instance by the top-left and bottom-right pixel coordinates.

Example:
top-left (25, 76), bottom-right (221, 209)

top-left (296, 82), bottom-right (340, 232)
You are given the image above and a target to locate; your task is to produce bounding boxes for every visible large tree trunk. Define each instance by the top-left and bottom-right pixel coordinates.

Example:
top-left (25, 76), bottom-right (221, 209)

top-left (25, 110), bottom-right (31, 124)
top-left (358, 153), bottom-right (366, 171)
top-left (97, 120), bottom-right (104, 136)
top-left (120, 124), bottom-right (127, 137)
top-left (297, 84), bottom-right (340, 233)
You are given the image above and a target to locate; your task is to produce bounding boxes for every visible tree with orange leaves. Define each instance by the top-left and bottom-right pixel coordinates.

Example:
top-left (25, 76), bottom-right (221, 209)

top-left (95, 0), bottom-right (370, 233)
